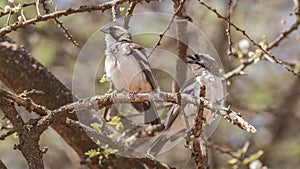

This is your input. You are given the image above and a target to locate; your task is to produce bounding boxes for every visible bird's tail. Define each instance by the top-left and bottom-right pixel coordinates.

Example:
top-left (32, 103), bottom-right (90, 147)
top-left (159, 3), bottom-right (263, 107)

top-left (132, 102), bottom-right (161, 125)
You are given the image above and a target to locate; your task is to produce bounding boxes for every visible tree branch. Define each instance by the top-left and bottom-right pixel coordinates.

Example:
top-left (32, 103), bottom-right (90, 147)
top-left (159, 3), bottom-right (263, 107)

top-left (0, 0), bottom-right (157, 37)
top-left (0, 98), bottom-right (44, 169)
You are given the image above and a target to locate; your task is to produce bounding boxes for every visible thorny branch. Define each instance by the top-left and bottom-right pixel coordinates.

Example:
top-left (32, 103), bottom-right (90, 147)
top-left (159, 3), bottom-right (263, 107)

top-left (0, 97), bottom-right (45, 169)
top-left (198, 0), bottom-right (300, 78)
top-left (224, 16), bottom-right (300, 79)
top-left (190, 86), bottom-right (207, 169)
top-left (0, 87), bottom-right (256, 144)
top-left (0, 88), bottom-right (48, 116)
top-left (205, 141), bottom-right (241, 160)
top-left (112, 5), bottom-right (117, 22)
top-left (39, 0), bottom-right (79, 46)
top-left (226, 0), bottom-right (239, 57)
top-left (124, 2), bottom-right (137, 29)
top-left (0, 0), bottom-right (157, 37)
top-left (0, 1), bottom-right (36, 18)
top-left (148, 0), bottom-right (188, 59)
top-left (53, 18), bottom-right (79, 46)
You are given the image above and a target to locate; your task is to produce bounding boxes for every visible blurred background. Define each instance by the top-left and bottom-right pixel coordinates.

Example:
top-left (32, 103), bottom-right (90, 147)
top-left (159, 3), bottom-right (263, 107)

top-left (0, 0), bottom-right (299, 169)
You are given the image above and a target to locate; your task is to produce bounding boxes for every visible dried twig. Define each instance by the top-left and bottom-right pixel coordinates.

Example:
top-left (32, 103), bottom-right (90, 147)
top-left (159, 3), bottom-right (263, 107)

top-left (0, 2), bottom-right (36, 18)
top-left (112, 5), bottom-right (117, 22)
top-left (226, 0), bottom-right (234, 57)
top-left (39, 0), bottom-right (79, 46)
top-left (5, 11), bottom-right (12, 26)
top-left (0, 98), bottom-right (45, 169)
top-left (199, 0), bottom-right (300, 77)
top-left (40, 0), bottom-right (50, 13)
top-left (0, 88), bottom-right (48, 116)
top-left (53, 18), bottom-right (79, 46)
top-left (224, 16), bottom-right (300, 79)
top-left (191, 86), bottom-right (207, 169)
top-left (0, 0), bottom-right (157, 37)
top-left (148, 0), bottom-right (187, 59)
top-left (205, 141), bottom-right (241, 160)
top-left (36, 0), bottom-right (41, 16)
top-left (0, 87), bottom-right (256, 133)
top-left (124, 2), bottom-right (137, 29)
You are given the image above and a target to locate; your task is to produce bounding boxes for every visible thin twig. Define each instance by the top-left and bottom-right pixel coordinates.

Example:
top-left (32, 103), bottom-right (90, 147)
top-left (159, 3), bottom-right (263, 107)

top-left (0, 88), bottom-right (48, 116)
top-left (40, 0), bottom-right (50, 13)
top-left (226, 0), bottom-right (233, 57)
top-left (36, 0), bottom-right (41, 16)
top-left (5, 11), bottom-right (12, 26)
top-left (21, 9), bottom-right (27, 22)
top-left (53, 18), bottom-right (79, 46)
top-left (40, 0), bottom-right (78, 46)
top-left (224, 20), bottom-right (300, 79)
top-left (198, 0), bottom-right (300, 78)
top-left (0, 0), bottom-right (157, 37)
top-left (0, 126), bottom-right (21, 140)
top-left (22, 1), bottom-right (37, 8)
top-left (191, 86), bottom-right (207, 169)
top-left (0, 1), bottom-right (36, 18)
top-left (147, 0), bottom-right (187, 59)
top-left (124, 2), bottom-right (137, 29)
top-left (205, 141), bottom-right (241, 160)
top-left (112, 5), bottom-right (117, 22)
top-left (223, 57), bottom-right (255, 79)
top-left (267, 21), bottom-right (300, 50)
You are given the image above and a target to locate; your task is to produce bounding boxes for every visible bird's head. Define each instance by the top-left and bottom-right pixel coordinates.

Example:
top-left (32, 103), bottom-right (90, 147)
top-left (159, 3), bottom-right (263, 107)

top-left (187, 53), bottom-right (214, 69)
top-left (100, 26), bottom-right (132, 46)
top-left (186, 53), bottom-right (219, 76)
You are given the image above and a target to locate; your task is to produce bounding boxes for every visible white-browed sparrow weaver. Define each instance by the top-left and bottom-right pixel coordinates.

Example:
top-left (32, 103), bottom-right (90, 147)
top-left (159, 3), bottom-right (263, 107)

top-left (101, 25), bottom-right (161, 125)
top-left (148, 53), bottom-right (224, 155)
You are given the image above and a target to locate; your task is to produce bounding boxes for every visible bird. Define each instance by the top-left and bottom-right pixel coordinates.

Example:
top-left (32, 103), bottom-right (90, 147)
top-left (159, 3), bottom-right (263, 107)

top-left (147, 53), bottom-right (225, 155)
top-left (101, 25), bottom-right (161, 125)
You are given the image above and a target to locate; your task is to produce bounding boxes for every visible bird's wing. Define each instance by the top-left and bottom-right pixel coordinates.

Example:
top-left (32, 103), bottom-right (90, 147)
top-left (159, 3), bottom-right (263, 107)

top-left (130, 43), bottom-right (157, 90)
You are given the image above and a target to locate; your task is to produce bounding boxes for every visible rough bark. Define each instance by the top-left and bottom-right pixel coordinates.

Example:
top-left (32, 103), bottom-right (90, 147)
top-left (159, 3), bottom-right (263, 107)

top-left (0, 36), bottom-right (144, 169)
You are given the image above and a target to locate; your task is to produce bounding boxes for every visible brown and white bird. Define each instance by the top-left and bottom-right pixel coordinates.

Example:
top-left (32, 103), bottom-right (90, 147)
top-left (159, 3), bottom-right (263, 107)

top-left (148, 53), bottom-right (225, 155)
top-left (101, 25), bottom-right (161, 125)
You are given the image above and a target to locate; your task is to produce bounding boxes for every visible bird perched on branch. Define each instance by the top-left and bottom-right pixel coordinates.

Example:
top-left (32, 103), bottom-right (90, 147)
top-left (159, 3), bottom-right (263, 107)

top-left (148, 53), bottom-right (225, 155)
top-left (101, 25), bottom-right (161, 125)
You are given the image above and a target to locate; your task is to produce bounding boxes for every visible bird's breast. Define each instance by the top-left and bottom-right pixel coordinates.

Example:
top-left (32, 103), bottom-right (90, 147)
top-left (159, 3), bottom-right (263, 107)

top-left (104, 43), bottom-right (151, 92)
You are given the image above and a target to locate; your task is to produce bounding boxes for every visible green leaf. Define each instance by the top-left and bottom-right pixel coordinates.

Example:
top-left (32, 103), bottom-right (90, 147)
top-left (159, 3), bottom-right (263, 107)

top-left (104, 148), bottom-right (119, 155)
top-left (90, 122), bottom-right (101, 132)
top-left (119, 7), bottom-right (125, 15)
top-left (85, 149), bottom-right (100, 158)
top-left (107, 116), bottom-right (122, 130)
top-left (108, 133), bottom-right (114, 139)
top-left (228, 158), bottom-right (238, 165)
top-left (99, 74), bottom-right (109, 83)
top-left (101, 144), bottom-right (109, 149)
top-left (242, 150), bottom-right (264, 165)
top-left (107, 116), bottom-right (121, 126)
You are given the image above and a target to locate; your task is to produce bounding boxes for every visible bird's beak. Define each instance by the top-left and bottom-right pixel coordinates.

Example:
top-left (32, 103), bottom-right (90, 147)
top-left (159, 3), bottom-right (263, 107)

top-left (100, 27), bottom-right (110, 33)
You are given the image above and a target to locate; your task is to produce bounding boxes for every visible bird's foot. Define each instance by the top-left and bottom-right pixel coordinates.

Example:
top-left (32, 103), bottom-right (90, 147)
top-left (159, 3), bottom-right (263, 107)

top-left (129, 89), bottom-right (141, 98)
